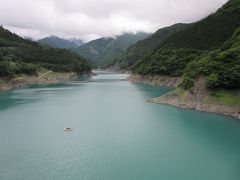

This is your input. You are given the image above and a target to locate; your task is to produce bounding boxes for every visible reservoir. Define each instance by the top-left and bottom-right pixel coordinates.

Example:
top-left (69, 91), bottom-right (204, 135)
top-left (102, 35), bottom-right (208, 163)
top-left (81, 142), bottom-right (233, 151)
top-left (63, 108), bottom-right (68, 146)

top-left (0, 73), bottom-right (239, 180)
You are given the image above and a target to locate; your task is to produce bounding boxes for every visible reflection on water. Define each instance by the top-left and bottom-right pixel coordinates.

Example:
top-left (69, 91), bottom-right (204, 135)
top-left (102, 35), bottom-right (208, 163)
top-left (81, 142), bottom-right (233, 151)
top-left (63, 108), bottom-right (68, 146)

top-left (132, 82), bottom-right (174, 99)
top-left (0, 91), bottom-right (38, 110)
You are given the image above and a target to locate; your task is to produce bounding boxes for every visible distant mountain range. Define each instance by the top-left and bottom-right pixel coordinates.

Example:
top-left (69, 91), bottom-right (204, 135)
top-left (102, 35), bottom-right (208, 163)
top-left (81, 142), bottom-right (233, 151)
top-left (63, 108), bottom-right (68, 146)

top-left (71, 32), bottom-right (150, 67)
top-left (38, 36), bottom-right (84, 49)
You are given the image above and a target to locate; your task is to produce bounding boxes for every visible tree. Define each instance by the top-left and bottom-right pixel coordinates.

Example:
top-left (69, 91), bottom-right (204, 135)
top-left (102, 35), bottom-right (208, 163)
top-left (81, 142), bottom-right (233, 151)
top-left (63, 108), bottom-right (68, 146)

top-left (206, 74), bottom-right (219, 89)
top-left (180, 77), bottom-right (195, 89)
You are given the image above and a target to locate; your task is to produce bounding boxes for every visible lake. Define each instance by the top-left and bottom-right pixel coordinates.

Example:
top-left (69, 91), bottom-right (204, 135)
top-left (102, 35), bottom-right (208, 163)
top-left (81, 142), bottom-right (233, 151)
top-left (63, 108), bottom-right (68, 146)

top-left (0, 72), bottom-right (240, 180)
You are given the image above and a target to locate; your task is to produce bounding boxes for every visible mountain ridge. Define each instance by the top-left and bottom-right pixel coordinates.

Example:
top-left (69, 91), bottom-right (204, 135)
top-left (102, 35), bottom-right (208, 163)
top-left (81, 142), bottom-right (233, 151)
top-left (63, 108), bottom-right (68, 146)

top-left (116, 23), bottom-right (188, 69)
top-left (71, 32), bottom-right (150, 67)
top-left (38, 36), bottom-right (84, 49)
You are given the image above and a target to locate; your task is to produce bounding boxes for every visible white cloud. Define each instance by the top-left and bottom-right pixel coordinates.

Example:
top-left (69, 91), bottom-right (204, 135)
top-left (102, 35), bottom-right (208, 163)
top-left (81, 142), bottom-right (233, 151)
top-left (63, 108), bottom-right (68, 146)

top-left (0, 0), bottom-right (228, 41)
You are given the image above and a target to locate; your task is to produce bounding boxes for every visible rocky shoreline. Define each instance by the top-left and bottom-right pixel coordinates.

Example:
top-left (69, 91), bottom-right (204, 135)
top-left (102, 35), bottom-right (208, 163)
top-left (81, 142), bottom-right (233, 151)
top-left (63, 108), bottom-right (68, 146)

top-left (128, 74), bottom-right (240, 120)
top-left (0, 71), bottom-right (93, 92)
top-left (148, 92), bottom-right (240, 120)
top-left (127, 74), bottom-right (182, 87)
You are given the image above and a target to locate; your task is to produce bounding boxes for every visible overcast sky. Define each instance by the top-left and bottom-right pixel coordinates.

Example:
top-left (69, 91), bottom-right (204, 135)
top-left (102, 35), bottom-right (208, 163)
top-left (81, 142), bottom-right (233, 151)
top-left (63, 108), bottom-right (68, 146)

top-left (0, 0), bottom-right (228, 41)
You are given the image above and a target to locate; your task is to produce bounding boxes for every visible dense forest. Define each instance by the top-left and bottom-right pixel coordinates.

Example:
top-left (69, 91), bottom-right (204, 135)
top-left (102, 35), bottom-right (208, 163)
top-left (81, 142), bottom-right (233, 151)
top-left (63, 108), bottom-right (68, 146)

top-left (182, 28), bottom-right (240, 89)
top-left (117, 24), bottom-right (187, 69)
top-left (124, 0), bottom-right (240, 90)
top-left (0, 27), bottom-right (92, 77)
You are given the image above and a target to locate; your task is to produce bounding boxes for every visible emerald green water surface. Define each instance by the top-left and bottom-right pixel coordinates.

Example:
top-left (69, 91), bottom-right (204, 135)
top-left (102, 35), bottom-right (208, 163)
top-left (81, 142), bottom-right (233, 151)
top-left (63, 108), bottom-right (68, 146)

top-left (0, 73), bottom-right (240, 180)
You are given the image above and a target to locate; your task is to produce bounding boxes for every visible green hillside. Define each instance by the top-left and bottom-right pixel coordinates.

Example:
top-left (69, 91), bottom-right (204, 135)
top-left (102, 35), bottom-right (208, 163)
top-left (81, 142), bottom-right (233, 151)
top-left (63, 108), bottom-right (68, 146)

top-left (71, 32), bottom-right (150, 67)
top-left (182, 27), bottom-right (240, 89)
top-left (0, 26), bottom-right (91, 77)
top-left (117, 24), bottom-right (187, 69)
top-left (131, 0), bottom-right (240, 90)
top-left (160, 0), bottom-right (240, 50)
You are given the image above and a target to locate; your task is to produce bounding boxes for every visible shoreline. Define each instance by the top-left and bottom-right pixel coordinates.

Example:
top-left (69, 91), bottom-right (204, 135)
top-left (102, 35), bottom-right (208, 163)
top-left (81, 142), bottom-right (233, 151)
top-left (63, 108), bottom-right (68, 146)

top-left (148, 92), bottom-right (240, 120)
top-left (0, 71), bottom-right (94, 92)
top-left (127, 74), bottom-right (182, 87)
top-left (128, 74), bottom-right (240, 120)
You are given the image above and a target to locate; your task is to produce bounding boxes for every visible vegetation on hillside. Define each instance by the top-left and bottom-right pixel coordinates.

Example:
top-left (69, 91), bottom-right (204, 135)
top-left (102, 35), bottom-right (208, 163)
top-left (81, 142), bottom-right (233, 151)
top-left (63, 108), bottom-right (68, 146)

top-left (182, 28), bottom-right (240, 89)
top-left (117, 24), bottom-right (187, 69)
top-left (160, 0), bottom-right (240, 50)
top-left (132, 48), bottom-right (204, 76)
top-left (0, 26), bottom-right (92, 78)
top-left (128, 0), bottom-right (240, 90)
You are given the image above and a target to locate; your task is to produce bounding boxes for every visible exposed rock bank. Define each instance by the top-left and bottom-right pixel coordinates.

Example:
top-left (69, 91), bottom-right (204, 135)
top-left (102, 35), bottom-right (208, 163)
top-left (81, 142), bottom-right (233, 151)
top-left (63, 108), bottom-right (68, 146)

top-left (0, 72), bottom-right (92, 92)
top-left (128, 74), bottom-right (240, 120)
top-left (127, 74), bottom-right (182, 87)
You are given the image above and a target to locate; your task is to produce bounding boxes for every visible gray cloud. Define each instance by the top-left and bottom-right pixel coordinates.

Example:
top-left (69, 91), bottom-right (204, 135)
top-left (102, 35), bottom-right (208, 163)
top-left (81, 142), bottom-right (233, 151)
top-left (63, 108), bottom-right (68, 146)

top-left (0, 0), bottom-right (228, 41)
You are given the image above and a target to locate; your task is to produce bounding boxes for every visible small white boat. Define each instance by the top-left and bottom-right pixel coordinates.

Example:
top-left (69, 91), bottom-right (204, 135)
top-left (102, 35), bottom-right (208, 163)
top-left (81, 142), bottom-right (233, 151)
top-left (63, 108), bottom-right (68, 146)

top-left (64, 127), bottom-right (74, 131)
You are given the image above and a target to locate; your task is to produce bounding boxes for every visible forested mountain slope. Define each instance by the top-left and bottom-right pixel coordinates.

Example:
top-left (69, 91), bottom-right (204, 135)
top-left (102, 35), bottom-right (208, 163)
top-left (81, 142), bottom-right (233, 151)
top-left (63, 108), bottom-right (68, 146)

top-left (117, 24), bottom-right (187, 69)
top-left (131, 0), bottom-right (240, 90)
top-left (182, 27), bottom-right (240, 89)
top-left (72, 32), bottom-right (150, 67)
top-left (0, 26), bottom-right (91, 77)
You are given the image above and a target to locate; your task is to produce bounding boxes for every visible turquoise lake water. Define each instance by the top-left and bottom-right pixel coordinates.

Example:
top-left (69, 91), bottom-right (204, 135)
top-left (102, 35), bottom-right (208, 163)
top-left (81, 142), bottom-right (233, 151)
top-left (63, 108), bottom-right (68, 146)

top-left (0, 73), bottom-right (240, 180)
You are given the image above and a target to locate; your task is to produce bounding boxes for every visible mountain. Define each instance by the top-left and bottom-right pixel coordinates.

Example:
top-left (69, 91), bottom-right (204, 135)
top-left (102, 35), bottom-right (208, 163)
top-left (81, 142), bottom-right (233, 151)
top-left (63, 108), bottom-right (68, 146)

top-left (71, 32), bottom-right (150, 67)
top-left (38, 36), bottom-right (84, 49)
top-left (117, 23), bottom-right (187, 69)
top-left (0, 26), bottom-right (91, 77)
top-left (130, 0), bottom-right (240, 90)
top-left (69, 38), bottom-right (84, 47)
